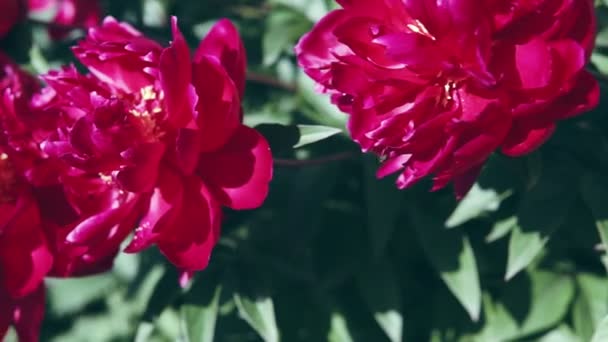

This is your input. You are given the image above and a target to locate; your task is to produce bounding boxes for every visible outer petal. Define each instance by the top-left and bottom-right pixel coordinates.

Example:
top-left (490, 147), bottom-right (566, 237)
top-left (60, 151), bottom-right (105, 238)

top-left (159, 17), bottom-right (197, 128)
top-left (195, 19), bottom-right (247, 98)
top-left (73, 16), bottom-right (162, 93)
top-left (501, 122), bottom-right (556, 157)
top-left (192, 56), bottom-right (240, 152)
top-left (0, 285), bottom-right (45, 342)
top-left (0, 196), bottom-right (52, 298)
top-left (157, 178), bottom-right (221, 271)
top-left (198, 126), bottom-right (272, 210)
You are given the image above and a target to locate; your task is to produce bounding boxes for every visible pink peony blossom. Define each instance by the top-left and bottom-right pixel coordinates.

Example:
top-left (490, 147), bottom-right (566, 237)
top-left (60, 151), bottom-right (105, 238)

top-left (42, 16), bottom-right (272, 274)
top-left (0, 53), bottom-right (136, 340)
top-left (296, 0), bottom-right (599, 198)
top-left (28, 0), bottom-right (102, 40)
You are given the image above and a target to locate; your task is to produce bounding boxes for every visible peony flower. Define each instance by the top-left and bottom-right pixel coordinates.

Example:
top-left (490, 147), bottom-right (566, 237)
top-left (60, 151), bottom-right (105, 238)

top-left (0, 53), bottom-right (136, 340)
top-left (0, 0), bottom-right (22, 38)
top-left (295, 0), bottom-right (599, 198)
top-left (28, 0), bottom-right (102, 40)
top-left (43, 16), bottom-right (272, 274)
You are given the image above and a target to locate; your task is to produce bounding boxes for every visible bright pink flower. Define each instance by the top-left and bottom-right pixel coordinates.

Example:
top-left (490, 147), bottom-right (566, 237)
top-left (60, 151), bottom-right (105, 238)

top-left (28, 0), bottom-right (102, 40)
top-left (0, 0), bottom-right (22, 38)
top-left (44, 17), bottom-right (272, 273)
top-left (296, 0), bottom-right (599, 197)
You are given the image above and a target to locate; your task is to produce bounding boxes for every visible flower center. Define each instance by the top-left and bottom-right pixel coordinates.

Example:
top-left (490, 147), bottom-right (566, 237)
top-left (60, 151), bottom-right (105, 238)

top-left (128, 86), bottom-right (165, 142)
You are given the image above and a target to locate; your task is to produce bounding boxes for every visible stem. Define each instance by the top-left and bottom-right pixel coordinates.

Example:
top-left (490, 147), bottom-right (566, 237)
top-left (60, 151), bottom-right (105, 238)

top-left (246, 71), bottom-right (297, 92)
top-left (274, 151), bottom-right (358, 167)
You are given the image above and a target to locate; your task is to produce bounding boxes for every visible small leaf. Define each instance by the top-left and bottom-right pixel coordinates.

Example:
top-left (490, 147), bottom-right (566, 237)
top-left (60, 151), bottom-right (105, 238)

top-left (475, 271), bottom-right (575, 341)
top-left (592, 316), bottom-right (608, 342)
top-left (408, 207), bottom-right (482, 321)
top-left (294, 124), bottom-right (342, 148)
top-left (180, 282), bottom-right (222, 342)
top-left (485, 216), bottom-right (517, 243)
top-left (263, 8), bottom-right (310, 66)
top-left (572, 274), bottom-right (608, 340)
top-left (357, 260), bottom-right (403, 342)
top-left (506, 157), bottom-right (578, 280)
top-left (234, 293), bottom-right (280, 342)
top-left (297, 70), bottom-right (348, 128)
top-left (445, 183), bottom-right (503, 228)
top-left (328, 311), bottom-right (354, 342)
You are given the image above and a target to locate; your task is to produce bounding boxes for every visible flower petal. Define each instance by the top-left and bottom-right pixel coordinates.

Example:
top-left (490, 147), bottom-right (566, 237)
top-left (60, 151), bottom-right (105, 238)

top-left (198, 126), bottom-right (272, 210)
top-left (195, 19), bottom-right (247, 98)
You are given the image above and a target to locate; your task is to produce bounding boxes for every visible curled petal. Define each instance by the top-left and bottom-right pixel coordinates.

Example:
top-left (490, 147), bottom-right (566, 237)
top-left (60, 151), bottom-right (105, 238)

top-left (198, 126), bottom-right (272, 210)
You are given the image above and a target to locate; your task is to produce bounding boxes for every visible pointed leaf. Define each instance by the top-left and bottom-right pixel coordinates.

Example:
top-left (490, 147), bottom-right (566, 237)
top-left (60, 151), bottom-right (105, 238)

top-left (506, 158), bottom-right (578, 280)
top-left (445, 184), bottom-right (503, 228)
top-left (328, 311), bottom-right (354, 342)
top-left (408, 207), bottom-right (482, 321)
top-left (180, 282), bottom-right (222, 342)
top-left (234, 293), bottom-right (279, 342)
top-left (295, 124), bottom-right (342, 148)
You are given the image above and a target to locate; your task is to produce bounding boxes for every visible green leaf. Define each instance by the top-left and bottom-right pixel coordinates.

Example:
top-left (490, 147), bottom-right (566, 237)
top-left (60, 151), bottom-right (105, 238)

top-left (537, 325), bottom-right (582, 342)
top-left (592, 316), bottom-right (608, 342)
top-left (408, 207), bottom-right (482, 321)
top-left (580, 172), bottom-right (608, 270)
top-left (268, 0), bottom-right (330, 22)
top-left (572, 274), bottom-right (608, 340)
top-left (263, 8), bottom-right (310, 66)
top-left (357, 260), bottom-right (403, 342)
top-left (294, 124), bottom-right (342, 148)
top-left (328, 311), bottom-right (354, 342)
top-left (234, 293), bottom-right (280, 342)
top-left (363, 155), bottom-right (402, 258)
top-left (506, 158), bottom-right (578, 280)
top-left (180, 282), bottom-right (222, 342)
top-left (445, 183), bottom-right (504, 228)
top-left (297, 70), bottom-right (348, 128)
top-left (476, 271), bottom-right (575, 341)
top-left (46, 274), bottom-right (116, 316)
top-left (486, 216), bottom-right (517, 243)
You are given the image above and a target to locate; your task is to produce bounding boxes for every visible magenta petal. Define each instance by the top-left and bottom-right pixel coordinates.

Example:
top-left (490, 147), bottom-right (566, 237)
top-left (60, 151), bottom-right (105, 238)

top-left (157, 179), bottom-right (221, 271)
top-left (198, 126), bottom-right (273, 210)
top-left (12, 285), bottom-right (45, 342)
top-left (175, 128), bottom-right (203, 175)
top-left (0, 197), bottom-right (52, 299)
top-left (453, 163), bottom-right (484, 200)
top-left (117, 142), bottom-right (165, 193)
top-left (66, 205), bottom-right (129, 245)
top-left (194, 19), bottom-right (247, 98)
top-left (192, 56), bottom-right (240, 152)
top-left (159, 17), bottom-right (195, 128)
top-left (501, 123), bottom-right (556, 157)
top-left (377, 154), bottom-right (411, 178)
top-left (125, 169), bottom-right (183, 253)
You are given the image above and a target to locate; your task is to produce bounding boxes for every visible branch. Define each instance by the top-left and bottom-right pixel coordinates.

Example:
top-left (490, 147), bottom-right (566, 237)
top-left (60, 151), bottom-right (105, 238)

top-left (274, 151), bottom-right (358, 167)
top-left (246, 71), bottom-right (297, 92)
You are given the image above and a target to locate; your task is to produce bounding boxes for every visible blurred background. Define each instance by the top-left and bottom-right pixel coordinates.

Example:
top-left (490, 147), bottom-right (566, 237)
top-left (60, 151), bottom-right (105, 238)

top-left (4, 0), bottom-right (608, 341)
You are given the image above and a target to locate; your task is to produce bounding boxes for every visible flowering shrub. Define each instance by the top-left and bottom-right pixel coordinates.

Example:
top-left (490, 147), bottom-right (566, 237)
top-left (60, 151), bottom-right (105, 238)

top-left (1, 1), bottom-right (608, 341)
top-left (296, 0), bottom-right (599, 198)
